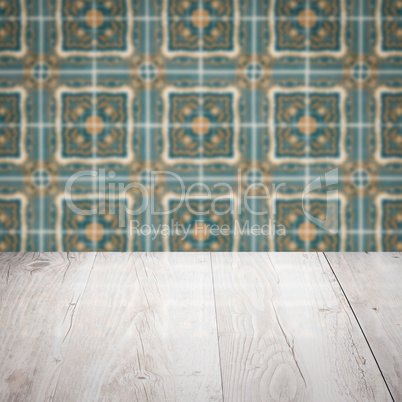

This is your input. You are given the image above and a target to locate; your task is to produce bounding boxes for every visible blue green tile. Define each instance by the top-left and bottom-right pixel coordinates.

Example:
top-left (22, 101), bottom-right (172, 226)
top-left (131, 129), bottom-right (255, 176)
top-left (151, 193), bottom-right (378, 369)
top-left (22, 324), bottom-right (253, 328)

top-left (0, 0), bottom-right (402, 251)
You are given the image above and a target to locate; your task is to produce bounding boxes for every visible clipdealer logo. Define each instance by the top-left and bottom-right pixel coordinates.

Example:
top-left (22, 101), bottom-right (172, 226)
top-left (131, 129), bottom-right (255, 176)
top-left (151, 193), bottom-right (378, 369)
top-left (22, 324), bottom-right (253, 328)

top-left (64, 168), bottom-right (339, 237)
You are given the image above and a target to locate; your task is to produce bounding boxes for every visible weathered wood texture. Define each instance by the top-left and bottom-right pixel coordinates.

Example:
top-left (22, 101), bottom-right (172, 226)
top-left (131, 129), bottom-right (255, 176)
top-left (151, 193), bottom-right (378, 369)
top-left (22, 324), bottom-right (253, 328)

top-left (326, 252), bottom-right (402, 401)
top-left (211, 253), bottom-right (391, 401)
top-left (0, 252), bottom-right (399, 402)
top-left (53, 253), bottom-right (222, 402)
top-left (0, 252), bottom-right (96, 401)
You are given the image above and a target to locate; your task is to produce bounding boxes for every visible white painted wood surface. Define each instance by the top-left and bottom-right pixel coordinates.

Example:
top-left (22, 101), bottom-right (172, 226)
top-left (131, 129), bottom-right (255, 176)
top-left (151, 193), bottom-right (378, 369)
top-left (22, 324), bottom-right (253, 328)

top-left (0, 252), bottom-right (399, 402)
top-left (325, 252), bottom-right (402, 401)
top-left (0, 252), bottom-right (96, 401)
top-left (211, 253), bottom-right (391, 401)
top-left (53, 253), bottom-right (222, 402)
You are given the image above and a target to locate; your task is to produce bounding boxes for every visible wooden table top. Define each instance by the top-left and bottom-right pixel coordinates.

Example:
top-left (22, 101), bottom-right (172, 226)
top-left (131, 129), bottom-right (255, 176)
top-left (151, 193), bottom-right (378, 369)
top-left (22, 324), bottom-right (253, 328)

top-left (0, 252), bottom-right (400, 401)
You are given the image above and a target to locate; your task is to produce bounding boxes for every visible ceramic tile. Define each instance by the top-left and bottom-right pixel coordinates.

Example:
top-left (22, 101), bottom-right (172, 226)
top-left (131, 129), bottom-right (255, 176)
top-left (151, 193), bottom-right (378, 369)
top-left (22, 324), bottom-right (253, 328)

top-left (1, 0), bottom-right (402, 251)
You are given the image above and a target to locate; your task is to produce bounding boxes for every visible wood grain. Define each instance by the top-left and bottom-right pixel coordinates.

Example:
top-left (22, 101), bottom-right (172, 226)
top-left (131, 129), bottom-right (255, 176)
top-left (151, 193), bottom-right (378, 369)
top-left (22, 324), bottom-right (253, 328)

top-left (53, 253), bottom-right (222, 402)
top-left (325, 252), bottom-right (402, 401)
top-left (0, 252), bottom-right (96, 401)
top-left (211, 252), bottom-right (391, 402)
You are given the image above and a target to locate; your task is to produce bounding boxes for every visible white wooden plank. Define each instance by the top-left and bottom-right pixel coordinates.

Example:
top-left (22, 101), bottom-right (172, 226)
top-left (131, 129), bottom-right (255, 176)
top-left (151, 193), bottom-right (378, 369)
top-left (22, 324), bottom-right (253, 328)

top-left (325, 252), bottom-right (402, 400)
top-left (0, 252), bottom-right (96, 401)
top-left (211, 252), bottom-right (391, 402)
top-left (53, 252), bottom-right (222, 402)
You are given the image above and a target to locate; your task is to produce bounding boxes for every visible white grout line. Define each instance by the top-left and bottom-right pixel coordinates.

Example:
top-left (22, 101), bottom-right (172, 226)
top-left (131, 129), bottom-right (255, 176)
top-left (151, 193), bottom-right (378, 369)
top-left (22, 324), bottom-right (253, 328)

top-left (2, 15), bottom-right (402, 21)
top-left (251, 0), bottom-right (258, 252)
top-left (358, 0), bottom-right (364, 251)
top-left (0, 175), bottom-right (402, 183)
top-left (38, 0), bottom-right (44, 251)
top-left (304, 0), bottom-right (311, 252)
top-left (1, 174), bottom-right (402, 182)
top-left (91, 0), bottom-right (98, 252)
top-left (197, 0), bottom-right (204, 251)
top-left (3, 229), bottom-right (402, 235)
top-left (1, 68), bottom-right (402, 76)
top-left (0, 122), bottom-right (400, 128)
top-left (145, 0), bottom-right (151, 252)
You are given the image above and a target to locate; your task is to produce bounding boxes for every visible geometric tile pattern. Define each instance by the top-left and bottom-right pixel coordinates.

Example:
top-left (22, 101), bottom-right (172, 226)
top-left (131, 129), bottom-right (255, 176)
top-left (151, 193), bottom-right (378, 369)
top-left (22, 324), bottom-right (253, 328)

top-left (0, 0), bottom-right (26, 55)
top-left (272, 0), bottom-right (344, 54)
top-left (0, 91), bottom-right (26, 159)
top-left (270, 88), bottom-right (344, 159)
top-left (165, 89), bottom-right (238, 161)
top-left (165, 0), bottom-right (238, 55)
top-left (0, 0), bottom-right (402, 251)
top-left (57, 89), bottom-right (131, 158)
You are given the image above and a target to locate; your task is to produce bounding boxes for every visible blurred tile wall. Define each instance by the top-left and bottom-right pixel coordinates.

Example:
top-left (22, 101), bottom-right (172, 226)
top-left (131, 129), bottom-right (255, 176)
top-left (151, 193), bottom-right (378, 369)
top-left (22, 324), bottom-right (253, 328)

top-left (0, 0), bottom-right (402, 251)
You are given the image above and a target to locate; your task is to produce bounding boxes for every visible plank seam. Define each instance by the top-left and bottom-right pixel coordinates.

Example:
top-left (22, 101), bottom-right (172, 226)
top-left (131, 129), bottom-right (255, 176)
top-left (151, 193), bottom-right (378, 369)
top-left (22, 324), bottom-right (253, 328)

top-left (322, 252), bottom-right (395, 402)
top-left (50, 252), bottom-right (99, 399)
top-left (209, 252), bottom-right (225, 402)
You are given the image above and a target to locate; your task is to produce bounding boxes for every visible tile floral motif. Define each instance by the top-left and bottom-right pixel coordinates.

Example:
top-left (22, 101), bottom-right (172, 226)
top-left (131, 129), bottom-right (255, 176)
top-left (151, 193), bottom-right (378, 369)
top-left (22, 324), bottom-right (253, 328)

top-left (58, 0), bottom-right (131, 55)
top-left (269, 88), bottom-right (344, 159)
top-left (0, 0), bottom-right (25, 55)
top-left (380, 0), bottom-right (402, 52)
top-left (166, 198), bottom-right (234, 251)
top-left (164, 88), bottom-right (238, 162)
top-left (164, 0), bottom-right (238, 56)
top-left (0, 0), bottom-right (402, 251)
top-left (271, 0), bottom-right (344, 55)
top-left (380, 199), bottom-right (402, 251)
top-left (377, 90), bottom-right (402, 159)
top-left (0, 198), bottom-right (24, 252)
top-left (56, 88), bottom-right (133, 160)
top-left (275, 198), bottom-right (342, 251)
top-left (59, 198), bottom-right (128, 251)
top-left (0, 90), bottom-right (26, 160)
